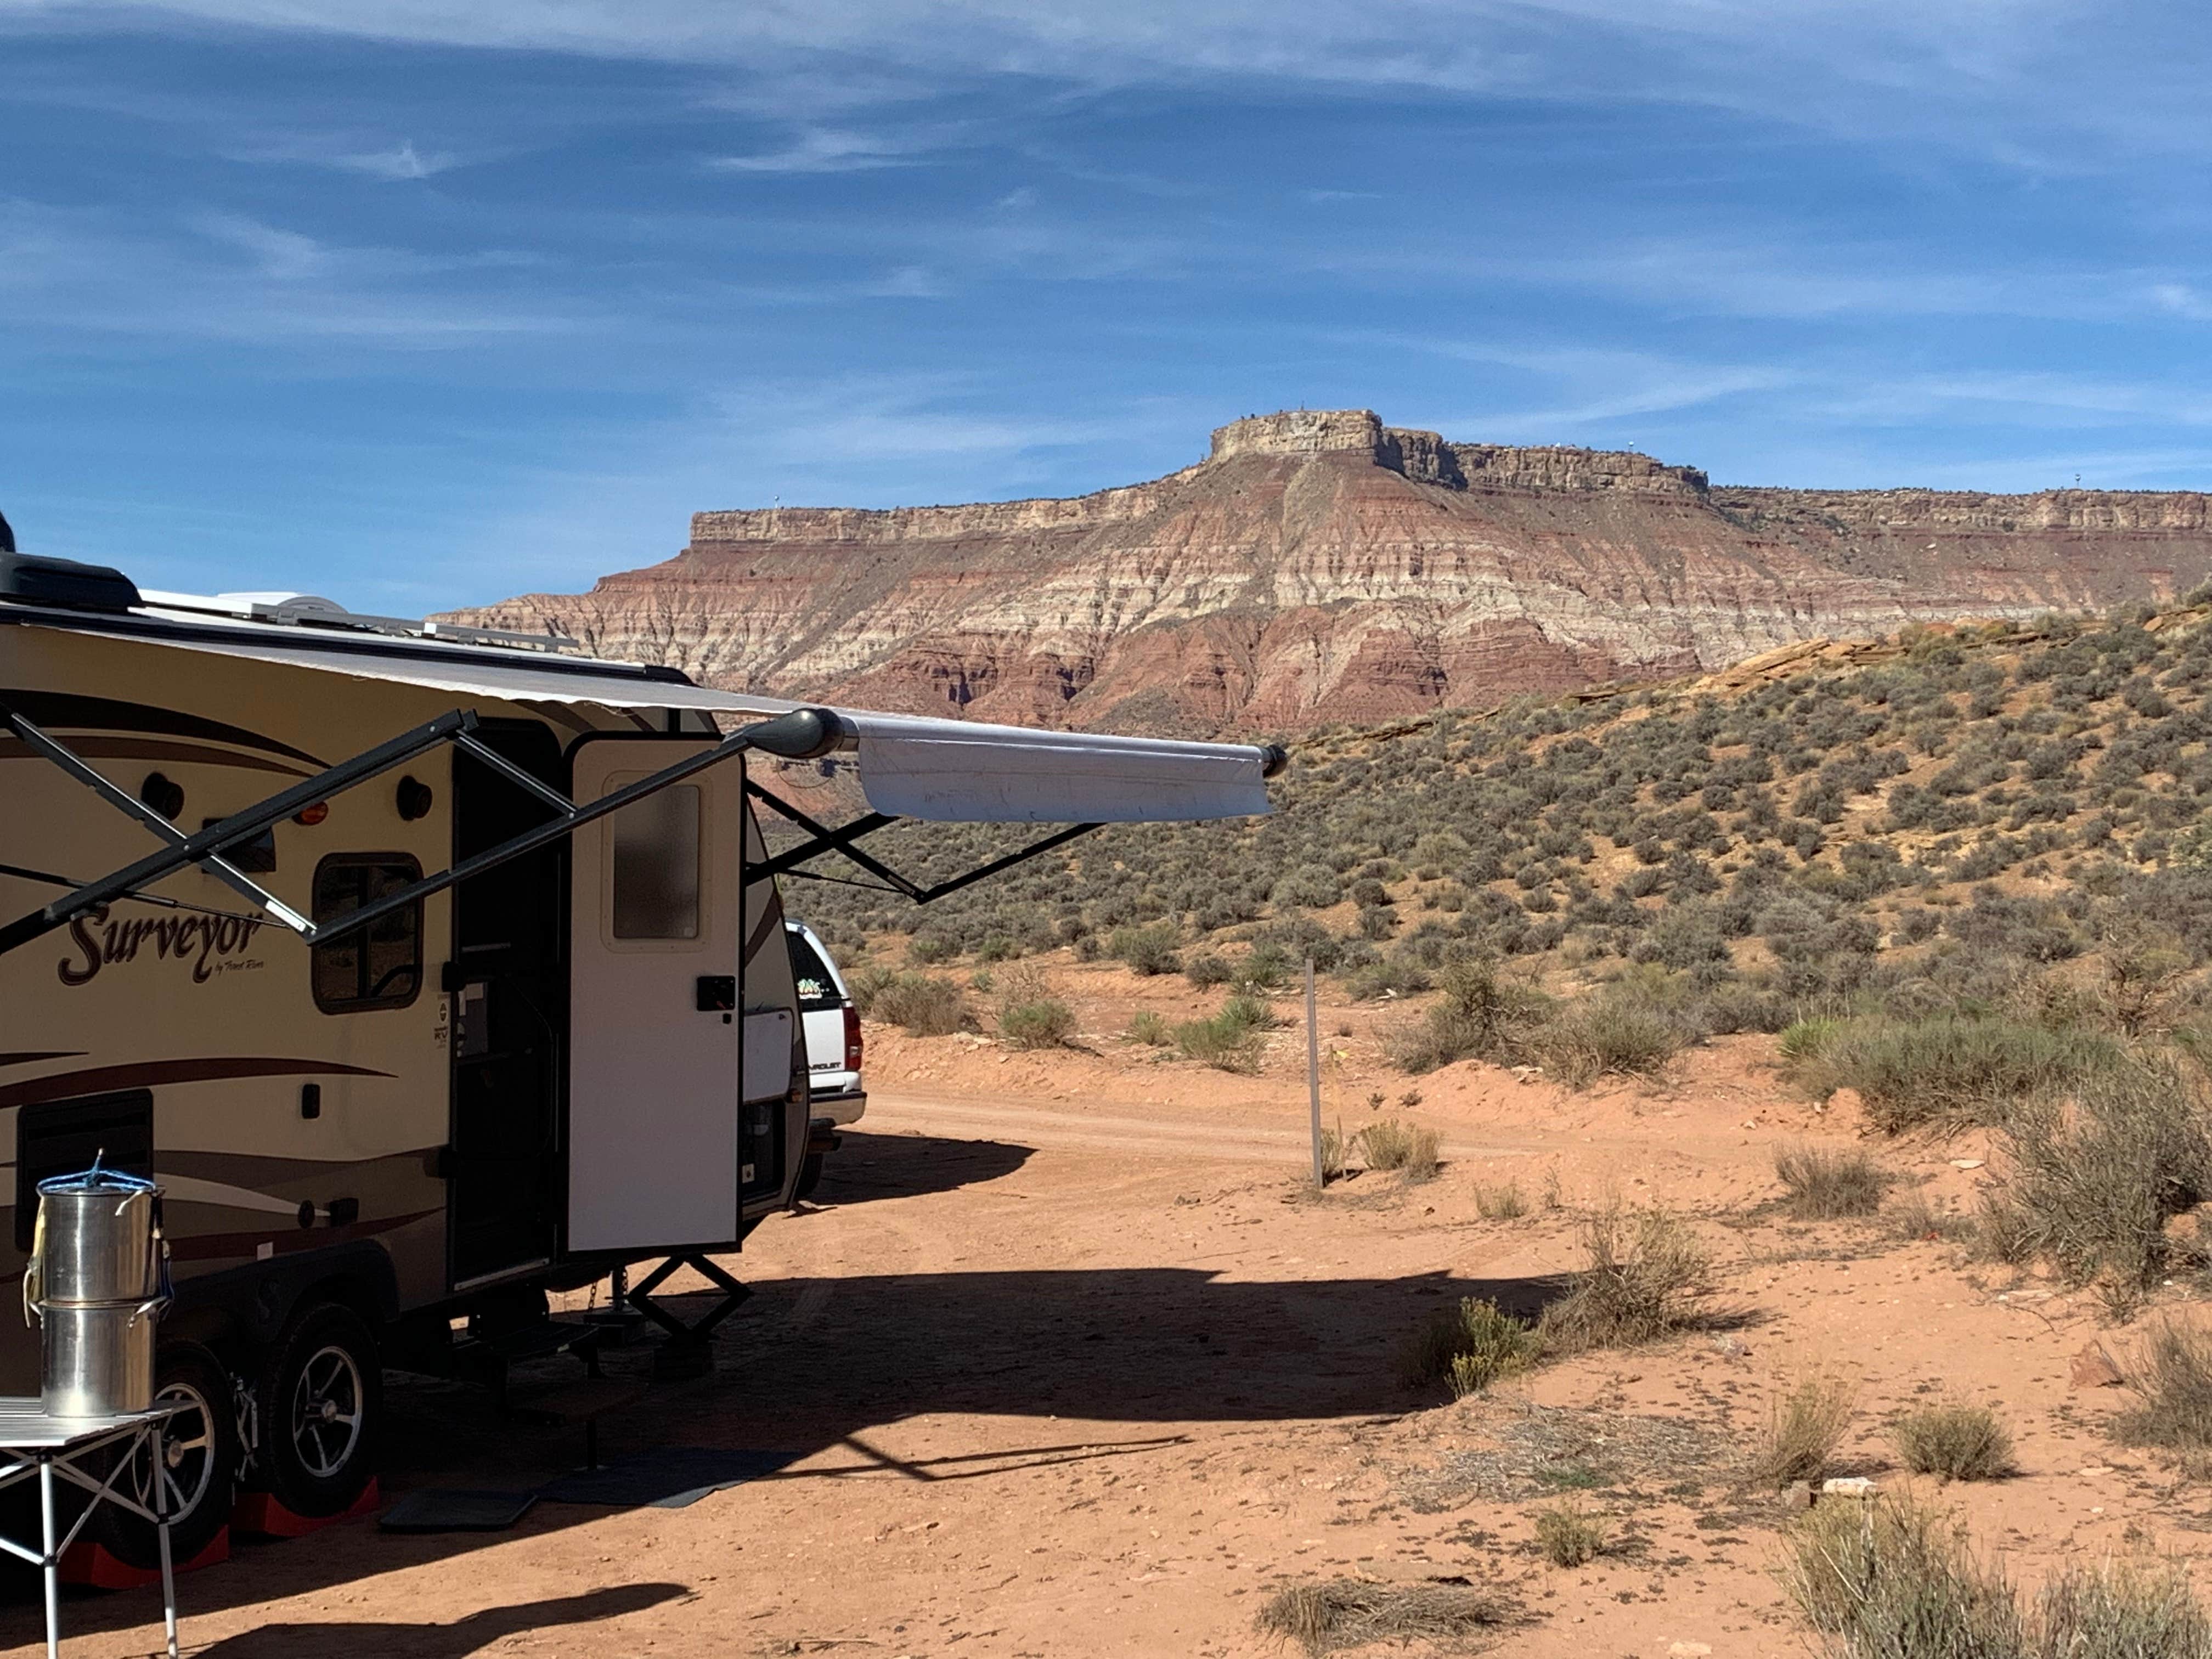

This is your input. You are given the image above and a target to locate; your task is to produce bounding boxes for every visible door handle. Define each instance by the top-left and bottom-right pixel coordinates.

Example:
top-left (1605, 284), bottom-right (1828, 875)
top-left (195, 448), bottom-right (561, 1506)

top-left (696, 975), bottom-right (737, 1011)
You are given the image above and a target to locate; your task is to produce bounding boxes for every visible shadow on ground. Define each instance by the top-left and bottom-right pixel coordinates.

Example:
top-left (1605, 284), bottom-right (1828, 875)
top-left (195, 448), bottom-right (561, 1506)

top-left (188, 1585), bottom-right (689, 1657)
top-left (0, 1128), bottom-right (1578, 1643)
top-left (803, 1127), bottom-right (1034, 1205)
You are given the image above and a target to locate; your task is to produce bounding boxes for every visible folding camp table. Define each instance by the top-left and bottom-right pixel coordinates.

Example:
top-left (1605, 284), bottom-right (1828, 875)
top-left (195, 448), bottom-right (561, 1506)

top-left (0, 1399), bottom-right (182, 1659)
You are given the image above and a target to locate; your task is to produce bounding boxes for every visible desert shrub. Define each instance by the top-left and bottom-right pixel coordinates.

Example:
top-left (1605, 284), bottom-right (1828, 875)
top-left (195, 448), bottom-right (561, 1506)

top-left (1533, 1501), bottom-right (1606, 1567)
top-left (1271, 862), bottom-right (1344, 909)
top-left (1183, 952), bottom-right (1234, 989)
top-left (1539, 1207), bottom-right (1708, 1354)
top-left (1360, 1119), bottom-right (1418, 1170)
top-left (1109, 922), bottom-right (1183, 977)
top-left (1356, 904), bottom-right (1398, 940)
top-left (1400, 1297), bottom-right (1541, 1396)
top-left (2113, 1321), bottom-right (2212, 1457)
top-left (999, 998), bottom-right (1076, 1050)
top-left (1791, 1015), bottom-right (2123, 1131)
top-left (1236, 943), bottom-right (1297, 992)
top-left (1782, 1494), bottom-right (2023, 1658)
top-left (867, 974), bottom-right (969, 1036)
top-left (1255, 1578), bottom-right (1513, 1656)
top-left (1475, 1180), bottom-right (1528, 1220)
top-left (1127, 1009), bottom-right (1170, 1046)
top-left (1776, 1144), bottom-right (1895, 1218)
top-left (1173, 996), bottom-right (1269, 1073)
top-left (1977, 1057), bottom-right (2212, 1291)
top-left (1750, 1374), bottom-right (1857, 1487)
top-left (843, 963), bottom-right (899, 1016)
top-left (1532, 994), bottom-right (1684, 1088)
top-left (906, 930), bottom-right (961, 965)
top-left (2033, 1559), bottom-right (2212, 1658)
top-left (1390, 960), bottom-right (1553, 1074)
top-left (1318, 1119), bottom-right (1348, 1182)
top-left (1893, 1400), bottom-right (2015, 1482)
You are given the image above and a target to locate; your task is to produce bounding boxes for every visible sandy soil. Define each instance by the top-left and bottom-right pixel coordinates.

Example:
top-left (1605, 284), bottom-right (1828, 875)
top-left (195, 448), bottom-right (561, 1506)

top-left (5, 964), bottom-right (2201, 1658)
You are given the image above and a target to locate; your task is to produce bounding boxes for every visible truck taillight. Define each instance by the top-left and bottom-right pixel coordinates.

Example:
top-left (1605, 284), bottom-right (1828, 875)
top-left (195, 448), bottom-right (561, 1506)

top-left (843, 1004), bottom-right (864, 1070)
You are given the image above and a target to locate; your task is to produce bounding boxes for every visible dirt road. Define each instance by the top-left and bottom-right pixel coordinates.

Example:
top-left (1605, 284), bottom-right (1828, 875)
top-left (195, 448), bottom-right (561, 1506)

top-left (0, 1032), bottom-right (2185, 1658)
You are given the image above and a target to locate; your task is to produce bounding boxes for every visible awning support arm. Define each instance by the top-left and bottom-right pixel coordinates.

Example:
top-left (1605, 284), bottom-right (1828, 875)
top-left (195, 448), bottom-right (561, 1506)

top-left (2, 706), bottom-right (314, 933)
top-left (745, 782), bottom-right (1104, 904)
top-left (0, 704), bottom-right (472, 960)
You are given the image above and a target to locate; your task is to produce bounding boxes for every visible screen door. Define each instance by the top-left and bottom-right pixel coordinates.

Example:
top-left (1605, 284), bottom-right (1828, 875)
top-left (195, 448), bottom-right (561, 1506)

top-left (568, 738), bottom-right (744, 1252)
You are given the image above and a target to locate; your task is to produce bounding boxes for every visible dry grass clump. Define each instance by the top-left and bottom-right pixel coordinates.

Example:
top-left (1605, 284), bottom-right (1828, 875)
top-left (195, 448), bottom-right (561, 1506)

top-left (1317, 1120), bottom-right (1348, 1182)
top-left (1400, 1298), bottom-right (1541, 1398)
top-left (2113, 1321), bottom-right (2212, 1459)
top-left (1977, 1058), bottom-right (2212, 1295)
top-left (1173, 995), bottom-right (1271, 1073)
top-left (1776, 1144), bottom-right (1895, 1219)
top-left (861, 972), bottom-right (970, 1036)
top-left (1750, 1375), bottom-right (1858, 1487)
top-left (1538, 1206), bottom-right (1709, 1355)
top-left (1785, 1014), bottom-right (2123, 1132)
top-left (1893, 1399), bottom-right (2015, 1482)
top-left (1475, 1180), bottom-right (1529, 1220)
top-left (1127, 1009), bottom-right (1171, 1046)
top-left (1533, 1500), bottom-right (1607, 1567)
top-left (2033, 1559), bottom-right (2212, 1658)
top-left (1785, 1493), bottom-right (2212, 1658)
top-left (1782, 1494), bottom-right (2023, 1657)
top-left (1360, 1119), bottom-right (1441, 1181)
top-left (992, 964), bottom-right (1075, 1049)
top-left (1255, 1578), bottom-right (1514, 1656)
top-left (1531, 995), bottom-right (1685, 1089)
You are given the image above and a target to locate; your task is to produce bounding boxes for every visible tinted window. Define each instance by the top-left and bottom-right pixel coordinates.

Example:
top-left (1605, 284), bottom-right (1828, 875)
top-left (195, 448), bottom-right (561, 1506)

top-left (312, 854), bottom-right (424, 1012)
top-left (786, 929), bottom-right (842, 1012)
top-left (610, 785), bottom-right (701, 940)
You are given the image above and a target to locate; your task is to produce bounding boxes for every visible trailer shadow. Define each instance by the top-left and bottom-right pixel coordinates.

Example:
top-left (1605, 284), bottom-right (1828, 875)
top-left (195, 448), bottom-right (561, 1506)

top-left (185, 1583), bottom-right (689, 1657)
top-left (802, 1127), bottom-right (1034, 1205)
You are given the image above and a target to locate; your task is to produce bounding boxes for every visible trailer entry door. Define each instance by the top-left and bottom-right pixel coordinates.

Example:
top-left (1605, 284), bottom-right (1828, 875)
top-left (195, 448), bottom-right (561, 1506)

top-left (568, 738), bottom-right (743, 1253)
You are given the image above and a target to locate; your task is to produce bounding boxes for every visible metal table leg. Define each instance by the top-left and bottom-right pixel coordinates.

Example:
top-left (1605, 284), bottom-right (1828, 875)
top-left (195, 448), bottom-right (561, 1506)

top-left (155, 1424), bottom-right (178, 1659)
top-left (39, 1456), bottom-right (57, 1659)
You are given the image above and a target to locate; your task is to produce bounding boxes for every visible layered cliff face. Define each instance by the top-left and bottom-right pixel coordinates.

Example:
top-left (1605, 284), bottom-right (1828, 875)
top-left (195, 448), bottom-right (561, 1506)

top-left (453, 410), bottom-right (2212, 735)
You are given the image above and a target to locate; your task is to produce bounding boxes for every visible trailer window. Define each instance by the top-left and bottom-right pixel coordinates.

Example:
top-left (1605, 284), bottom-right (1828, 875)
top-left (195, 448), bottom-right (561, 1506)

top-left (312, 854), bottom-right (424, 1012)
top-left (610, 785), bottom-right (701, 940)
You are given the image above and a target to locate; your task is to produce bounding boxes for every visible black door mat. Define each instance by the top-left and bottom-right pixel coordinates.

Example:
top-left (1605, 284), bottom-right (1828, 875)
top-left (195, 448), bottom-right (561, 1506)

top-left (538, 1447), bottom-right (799, 1509)
top-left (379, 1489), bottom-right (539, 1533)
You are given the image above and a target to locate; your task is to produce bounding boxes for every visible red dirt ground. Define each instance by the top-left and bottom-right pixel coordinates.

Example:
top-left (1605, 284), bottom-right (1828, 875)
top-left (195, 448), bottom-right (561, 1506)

top-left (5, 961), bottom-right (2199, 1658)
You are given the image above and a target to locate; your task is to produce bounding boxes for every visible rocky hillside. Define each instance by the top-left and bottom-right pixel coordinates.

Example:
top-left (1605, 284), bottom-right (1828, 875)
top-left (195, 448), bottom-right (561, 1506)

top-left (455, 409), bottom-right (2212, 735)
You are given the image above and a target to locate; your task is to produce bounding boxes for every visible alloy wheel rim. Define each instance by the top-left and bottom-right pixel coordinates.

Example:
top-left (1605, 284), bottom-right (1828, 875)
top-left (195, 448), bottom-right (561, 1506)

top-left (289, 1344), bottom-right (364, 1480)
top-left (132, 1379), bottom-right (217, 1523)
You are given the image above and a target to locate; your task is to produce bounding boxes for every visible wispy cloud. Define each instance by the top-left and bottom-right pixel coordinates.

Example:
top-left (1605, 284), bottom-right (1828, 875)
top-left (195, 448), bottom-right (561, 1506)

top-left (330, 139), bottom-right (456, 179)
top-left (12, 0), bottom-right (2209, 168)
top-left (708, 126), bottom-right (947, 174)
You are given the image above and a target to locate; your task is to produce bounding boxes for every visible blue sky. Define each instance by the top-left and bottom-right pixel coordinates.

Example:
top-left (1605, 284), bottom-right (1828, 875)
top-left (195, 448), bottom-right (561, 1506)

top-left (3, 2), bottom-right (2209, 611)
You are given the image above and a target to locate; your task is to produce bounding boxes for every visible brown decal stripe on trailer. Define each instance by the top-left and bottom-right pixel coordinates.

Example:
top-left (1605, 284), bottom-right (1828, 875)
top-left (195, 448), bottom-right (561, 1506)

top-left (165, 1209), bottom-right (441, 1265)
top-left (0, 736), bottom-right (315, 777)
top-left (0, 1057), bottom-right (394, 1112)
top-left (0, 689), bottom-right (327, 769)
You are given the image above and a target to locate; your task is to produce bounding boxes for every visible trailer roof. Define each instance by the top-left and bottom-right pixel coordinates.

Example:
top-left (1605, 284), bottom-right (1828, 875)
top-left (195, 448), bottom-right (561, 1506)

top-left (2, 600), bottom-right (1279, 825)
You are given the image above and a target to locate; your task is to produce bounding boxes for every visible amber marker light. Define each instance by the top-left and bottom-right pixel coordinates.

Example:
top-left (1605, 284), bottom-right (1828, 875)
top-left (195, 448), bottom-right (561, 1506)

top-left (293, 802), bottom-right (330, 827)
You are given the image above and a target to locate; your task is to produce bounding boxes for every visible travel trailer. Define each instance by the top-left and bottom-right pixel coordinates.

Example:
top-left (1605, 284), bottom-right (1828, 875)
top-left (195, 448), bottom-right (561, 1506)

top-left (0, 542), bottom-right (1281, 1567)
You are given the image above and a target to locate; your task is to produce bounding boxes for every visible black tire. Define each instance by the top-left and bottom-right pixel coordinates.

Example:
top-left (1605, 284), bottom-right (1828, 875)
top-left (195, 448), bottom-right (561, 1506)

top-left (253, 1301), bottom-right (381, 1519)
top-left (88, 1341), bottom-right (240, 1570)
top-left (793, 1152), bottom-right (826, 1200)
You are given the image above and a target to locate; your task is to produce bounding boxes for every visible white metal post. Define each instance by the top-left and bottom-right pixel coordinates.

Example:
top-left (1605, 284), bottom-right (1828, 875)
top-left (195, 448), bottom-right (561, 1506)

top-left (1306, 957), bottom-right (1323, 1189)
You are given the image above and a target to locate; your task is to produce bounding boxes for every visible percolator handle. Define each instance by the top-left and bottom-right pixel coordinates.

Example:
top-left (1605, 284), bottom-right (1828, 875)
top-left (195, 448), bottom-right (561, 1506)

top-left (20, 1204), bottom-right (42, 1328)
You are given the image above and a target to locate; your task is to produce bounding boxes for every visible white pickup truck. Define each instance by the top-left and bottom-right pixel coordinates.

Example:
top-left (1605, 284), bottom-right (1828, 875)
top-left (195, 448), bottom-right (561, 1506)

top-left (786, 919), bottom-right (865, 1198)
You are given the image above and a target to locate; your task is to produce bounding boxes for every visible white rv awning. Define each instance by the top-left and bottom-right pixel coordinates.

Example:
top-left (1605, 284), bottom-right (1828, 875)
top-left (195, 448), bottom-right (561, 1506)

top-left (33, 618), bottom-right (1278, 824)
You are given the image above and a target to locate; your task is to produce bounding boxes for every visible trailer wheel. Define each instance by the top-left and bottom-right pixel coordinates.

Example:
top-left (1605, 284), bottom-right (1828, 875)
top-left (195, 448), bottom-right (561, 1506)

top-left (254, 1301), bottom-right (381, 1519)
top-left (87, 1342), bottom-right (239, 1570)
top-left (793, 1152), bottom-right (826, 1200)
